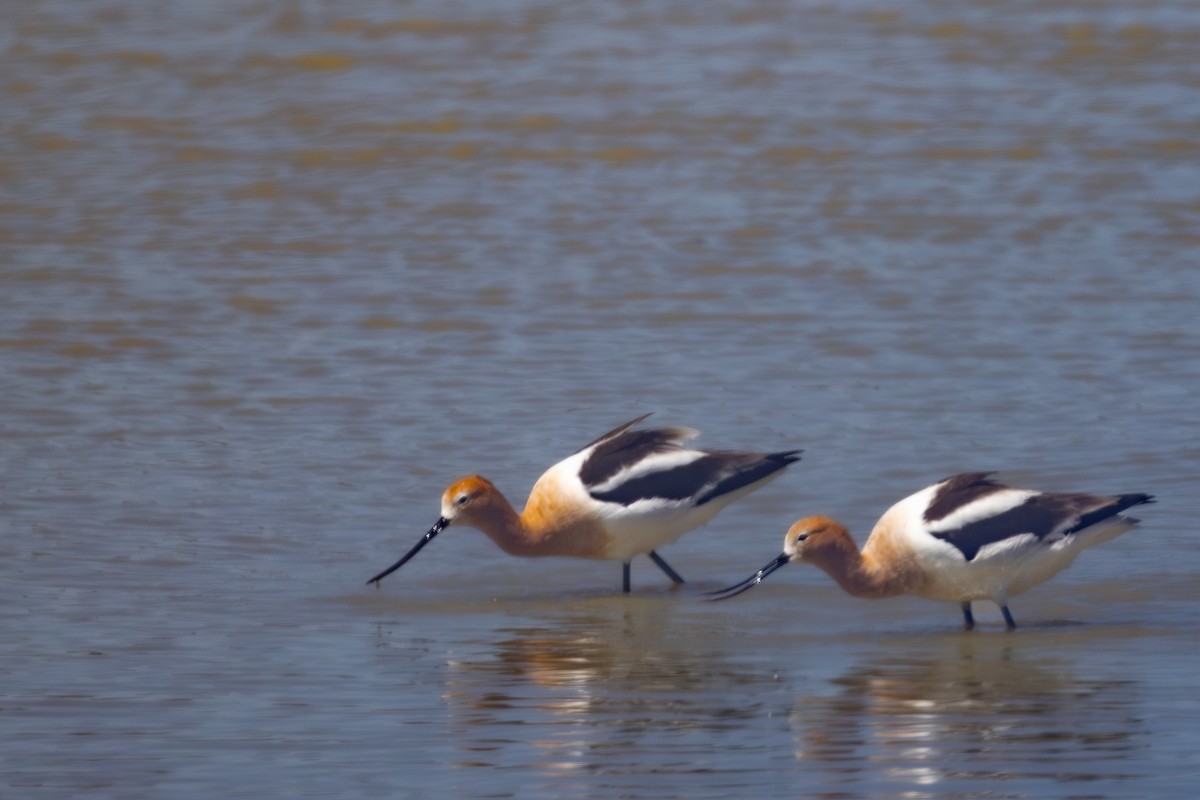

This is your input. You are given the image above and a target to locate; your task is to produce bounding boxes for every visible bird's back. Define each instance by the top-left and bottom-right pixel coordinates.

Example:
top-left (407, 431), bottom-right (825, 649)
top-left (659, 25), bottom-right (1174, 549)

top-left (524, 418), bottom-right (799, 561)
top-left (868, 474), bottom-right (1154, 602)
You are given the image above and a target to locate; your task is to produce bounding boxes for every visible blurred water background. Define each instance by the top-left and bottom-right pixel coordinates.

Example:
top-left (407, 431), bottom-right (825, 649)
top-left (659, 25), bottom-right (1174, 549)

top-left (3, 0), bottom-right (1198, 797)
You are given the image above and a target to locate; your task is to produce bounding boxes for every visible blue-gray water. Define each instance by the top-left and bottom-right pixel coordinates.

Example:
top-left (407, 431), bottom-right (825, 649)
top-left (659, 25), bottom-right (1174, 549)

top-left (3, 0), bottom-right (1198, 797)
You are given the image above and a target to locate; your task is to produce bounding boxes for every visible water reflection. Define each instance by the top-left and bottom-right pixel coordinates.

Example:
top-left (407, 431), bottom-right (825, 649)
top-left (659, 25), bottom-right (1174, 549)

top-left (790, 635), bottom-right (1148, 794)
top-left (440, 605), bottom-right (778, 778)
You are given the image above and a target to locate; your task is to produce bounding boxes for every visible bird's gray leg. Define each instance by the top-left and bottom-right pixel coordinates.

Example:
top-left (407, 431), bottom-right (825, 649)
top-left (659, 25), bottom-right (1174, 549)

top-left (1001, 605), bottom-right (1017, 630)
top-left (648, 550), bottom-right (685, 586)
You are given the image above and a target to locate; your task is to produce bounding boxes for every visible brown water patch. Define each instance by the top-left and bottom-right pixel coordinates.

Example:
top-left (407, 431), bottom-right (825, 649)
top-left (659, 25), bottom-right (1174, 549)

top-left (287, 53), bottom-right (354, 71)
top-left (331, 17), bottom-right (526, 38)
top-left (173, 146), bottom-right (233, 163)
top-left (763, 146), bottom-right (852, 164)
top-left (109, 337), bottom-right (165, 350)
top-left (227, 181), bottom-right (283, 201)
top-left (361, 315), bottom-right (405, 330)
top-left (227, 295), bottom-right (286, 315)
top-left (58, 343), bottom-right (110, 358)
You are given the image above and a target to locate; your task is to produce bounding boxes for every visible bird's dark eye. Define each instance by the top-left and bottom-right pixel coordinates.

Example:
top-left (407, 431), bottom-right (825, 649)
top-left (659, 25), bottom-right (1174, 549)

top-left (455, 494), bottom-right (470, 506)
top-left (795, 533), bottom-right (809, 543)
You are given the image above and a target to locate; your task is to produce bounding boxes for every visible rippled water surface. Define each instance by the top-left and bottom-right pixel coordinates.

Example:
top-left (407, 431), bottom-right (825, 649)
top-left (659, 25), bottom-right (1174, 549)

top-left (3, 0), bottom-right (1198, 797)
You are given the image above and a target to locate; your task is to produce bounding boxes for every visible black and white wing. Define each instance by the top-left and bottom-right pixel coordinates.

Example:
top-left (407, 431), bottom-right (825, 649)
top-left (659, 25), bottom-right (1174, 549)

top-left (922, 472), bottom-right (1154, 561)
top-left (575, 414), bottom-right (801, 508)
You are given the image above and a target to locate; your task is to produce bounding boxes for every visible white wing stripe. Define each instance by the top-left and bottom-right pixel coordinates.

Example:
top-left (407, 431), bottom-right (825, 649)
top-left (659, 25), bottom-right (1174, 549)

top-left (586, 449), bottom-right (706, 494)
top-left (925, 489), bottom-right (1039, 535)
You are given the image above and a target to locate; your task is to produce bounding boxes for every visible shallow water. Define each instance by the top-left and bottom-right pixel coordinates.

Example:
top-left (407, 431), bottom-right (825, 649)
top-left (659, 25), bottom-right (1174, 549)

top-left (3, 0), bottom-right (1199, 797)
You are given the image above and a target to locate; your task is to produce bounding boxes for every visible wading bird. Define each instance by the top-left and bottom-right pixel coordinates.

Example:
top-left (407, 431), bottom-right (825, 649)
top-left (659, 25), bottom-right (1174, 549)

top-left (709, 472), bottom-right (1153, 628)
top-left (368, 413), bottom-right (800, 593)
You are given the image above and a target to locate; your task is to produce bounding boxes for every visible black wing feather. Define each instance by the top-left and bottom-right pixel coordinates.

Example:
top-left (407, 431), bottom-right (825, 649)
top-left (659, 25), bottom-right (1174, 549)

top-left (933, 487), bottom-right (1155, 562)
top-left (923, 472), bottom-right (1006, 524)
top-left (1063, 493), bottom-right (1155, 534)
top-left (578, 424), bottom-right (695, 488)
top-left (575, 413), bottom-right (654, 454)
top-left (588, 450), bottom-right (800, 507)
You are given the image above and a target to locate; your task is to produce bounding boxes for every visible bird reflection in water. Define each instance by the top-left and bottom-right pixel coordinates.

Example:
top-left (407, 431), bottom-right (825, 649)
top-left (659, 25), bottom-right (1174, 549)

top-left (439, 611), bottom-right (774, 777)
top-left (788, 636), bottom-right (1147, 793)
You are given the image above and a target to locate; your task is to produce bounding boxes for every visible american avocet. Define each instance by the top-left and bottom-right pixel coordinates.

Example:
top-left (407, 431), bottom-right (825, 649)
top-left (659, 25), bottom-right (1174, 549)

top-left (367, 413), bottom-right (801, 593)
top-left (709, 472), bottom-right (1154, 628)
